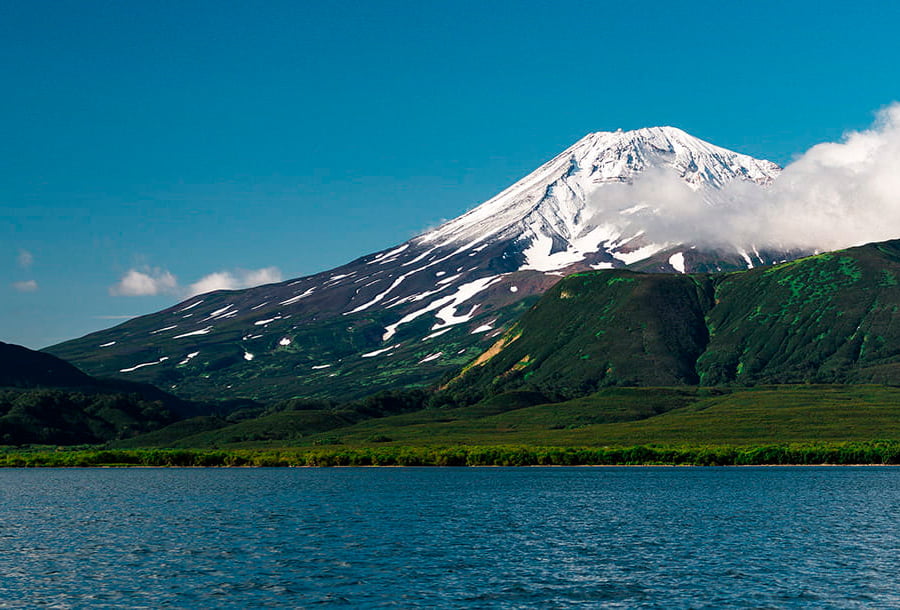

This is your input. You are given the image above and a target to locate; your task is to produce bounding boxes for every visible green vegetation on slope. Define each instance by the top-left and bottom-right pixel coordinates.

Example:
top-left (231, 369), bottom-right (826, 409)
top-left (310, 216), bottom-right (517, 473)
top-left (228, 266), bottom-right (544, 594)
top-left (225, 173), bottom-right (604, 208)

top-left (0, 389), bottom-right (177, 445)
top-left (19, 240), bottom-right (900, 451)
top-left (114, 388), bottom-right (435, 448)
top-left (451, 240), bottom-right (900, 404)
top-left (293, 385), bottom-right (900, 448)
top-left (0, 342), bottom-right (208, 445)
top-left (700, 246), bottom-right (900, 384)
top-left (451, 271), bottom-right (714, 402)
top-left (102, 385), bottom-right (900, 450)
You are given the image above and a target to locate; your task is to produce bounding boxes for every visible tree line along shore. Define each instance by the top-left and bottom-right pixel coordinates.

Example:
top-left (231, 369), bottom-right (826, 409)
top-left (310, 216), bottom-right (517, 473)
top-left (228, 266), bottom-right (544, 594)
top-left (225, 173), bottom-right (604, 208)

top-left (4, 441), bottom-right (900, 468)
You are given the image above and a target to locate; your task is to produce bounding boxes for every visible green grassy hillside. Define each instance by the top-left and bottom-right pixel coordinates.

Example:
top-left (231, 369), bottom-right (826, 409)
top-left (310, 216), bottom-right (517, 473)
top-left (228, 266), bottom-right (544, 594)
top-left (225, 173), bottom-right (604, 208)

top-left (109, 385), bottom-right (900, 450)
top-left (450, 271), bottom-right (714, 400)
top-left (699, 243), bottom-right (900, 384)
top-left (451, 240), bottom-right (900, 403)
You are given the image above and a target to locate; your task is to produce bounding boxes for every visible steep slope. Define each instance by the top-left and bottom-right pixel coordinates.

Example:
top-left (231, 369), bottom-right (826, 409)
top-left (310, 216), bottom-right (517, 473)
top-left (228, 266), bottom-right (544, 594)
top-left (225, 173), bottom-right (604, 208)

top-left (699, 241), bottom-right (900, 385)
top-left (451, 271), bottom-right (715, 401)
top-left (452, 239), bottom-right (900, 400)
top-left (48, 127), bottom-right (795, 401)
top-left (415, 126), bottom-right (782, 273)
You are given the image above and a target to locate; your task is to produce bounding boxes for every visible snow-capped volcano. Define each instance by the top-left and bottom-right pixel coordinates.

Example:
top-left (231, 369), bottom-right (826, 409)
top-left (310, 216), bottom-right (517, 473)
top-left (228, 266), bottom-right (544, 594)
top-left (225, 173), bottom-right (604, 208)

top-left (416, 126), bottom-right (782, 273)
top-left (48, 127), bottom-right (798, 402)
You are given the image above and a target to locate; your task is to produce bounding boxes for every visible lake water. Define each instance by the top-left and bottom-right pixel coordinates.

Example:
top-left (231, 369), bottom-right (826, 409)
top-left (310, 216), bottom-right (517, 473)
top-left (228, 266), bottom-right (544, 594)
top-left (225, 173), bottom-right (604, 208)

top-left (0, 467), bottom-right (898, 608)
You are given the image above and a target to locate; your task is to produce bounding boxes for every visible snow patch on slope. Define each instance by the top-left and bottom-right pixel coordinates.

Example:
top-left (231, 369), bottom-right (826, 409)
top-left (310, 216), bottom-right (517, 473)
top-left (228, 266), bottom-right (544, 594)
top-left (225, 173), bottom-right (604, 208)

top-left (521, 224), bottom-right (619, 272)
top-left (280, 287), bottom-right (315, 306)
top-left (361, 344), bottom-right (400, 358)
top-left (381, 275), bottom-right (503, 341)
top-left (178, 352), bottom-right (199, 365)
top-left (120, 356), bottom-right (169, 373)
top-left (173, 327), bottom-right (213, 339)
top-left (613, 243), bottom-right (666, 265)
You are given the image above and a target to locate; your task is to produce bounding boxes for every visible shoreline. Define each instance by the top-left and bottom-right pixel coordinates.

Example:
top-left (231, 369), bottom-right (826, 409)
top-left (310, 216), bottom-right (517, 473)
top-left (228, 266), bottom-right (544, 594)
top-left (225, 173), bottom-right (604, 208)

top-left (3, 441), bottom-right (900, 468)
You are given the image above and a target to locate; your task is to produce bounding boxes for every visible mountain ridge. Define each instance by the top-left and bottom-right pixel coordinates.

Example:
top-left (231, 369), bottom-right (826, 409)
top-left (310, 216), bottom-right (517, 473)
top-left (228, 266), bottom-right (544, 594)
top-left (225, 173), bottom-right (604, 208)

top-left (47, 127), bottom-right (803, 401)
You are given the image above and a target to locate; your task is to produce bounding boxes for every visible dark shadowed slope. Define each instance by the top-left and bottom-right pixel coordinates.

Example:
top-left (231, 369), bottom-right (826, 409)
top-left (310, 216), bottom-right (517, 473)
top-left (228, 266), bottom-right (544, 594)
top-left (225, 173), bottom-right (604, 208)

top-left (0, 341), bottom-right (200, 445)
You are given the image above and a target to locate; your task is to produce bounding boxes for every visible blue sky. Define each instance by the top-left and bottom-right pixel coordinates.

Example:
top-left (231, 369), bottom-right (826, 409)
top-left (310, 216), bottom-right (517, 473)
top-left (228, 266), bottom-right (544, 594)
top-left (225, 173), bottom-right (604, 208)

top-left (2, 0), bottom-right (899, 348)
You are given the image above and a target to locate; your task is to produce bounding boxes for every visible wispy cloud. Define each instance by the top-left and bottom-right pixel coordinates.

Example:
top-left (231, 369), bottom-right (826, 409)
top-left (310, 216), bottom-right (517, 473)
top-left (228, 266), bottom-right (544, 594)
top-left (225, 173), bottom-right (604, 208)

top-left (109, 268), bottom-right (178, 296)
top-left (12, 280), bottom-right (38, 293)
top-left (110, 266), bottom-right (282, 298)
top-left (186, 267), bottom-right (282, 297)
top-left (17, 250), bottom-right (33, 270)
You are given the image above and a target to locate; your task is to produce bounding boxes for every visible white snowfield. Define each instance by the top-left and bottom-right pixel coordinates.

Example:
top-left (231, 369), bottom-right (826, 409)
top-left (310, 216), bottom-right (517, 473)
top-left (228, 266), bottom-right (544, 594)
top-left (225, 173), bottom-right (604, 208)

top-left (280, 287), bottom-right (315, 306)
top-left (413, 126), bottom-right (780, 272)
top-left (254, 317), bottom-right (281, 326)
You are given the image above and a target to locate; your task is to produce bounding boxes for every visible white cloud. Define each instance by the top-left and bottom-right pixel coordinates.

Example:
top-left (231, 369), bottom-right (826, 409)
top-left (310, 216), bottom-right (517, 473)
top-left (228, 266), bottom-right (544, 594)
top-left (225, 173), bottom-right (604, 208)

top-left (110, 268), bottom-right (178, 297)
top-left (186, 267), bottom-right (282, 297)
top-left (241, 267), bottom-right (283, 287)
top-left (17, 250), bottom-right (33, 270)
top-left (752, 102), bottom-right (900, 250)
top-left (12, 280), bottom-right (38, 293)
top-left (586, 102), bottom-right (900, 253)
top-left (110, 265), bottom-right (282, 298)
top-left (186, 271), bottom-right (235, 295)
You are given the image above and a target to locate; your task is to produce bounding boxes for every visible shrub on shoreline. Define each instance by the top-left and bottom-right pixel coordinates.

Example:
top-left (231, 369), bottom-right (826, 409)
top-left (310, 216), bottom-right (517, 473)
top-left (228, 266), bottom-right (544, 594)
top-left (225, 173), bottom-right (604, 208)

top-left (2, 441), bottom-right (900, 468)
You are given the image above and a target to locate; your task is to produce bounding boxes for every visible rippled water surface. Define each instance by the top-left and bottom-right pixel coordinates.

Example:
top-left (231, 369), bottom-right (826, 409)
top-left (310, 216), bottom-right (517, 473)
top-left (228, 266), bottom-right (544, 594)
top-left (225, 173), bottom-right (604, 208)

top-left (1, 467), bottom-right (899, 608)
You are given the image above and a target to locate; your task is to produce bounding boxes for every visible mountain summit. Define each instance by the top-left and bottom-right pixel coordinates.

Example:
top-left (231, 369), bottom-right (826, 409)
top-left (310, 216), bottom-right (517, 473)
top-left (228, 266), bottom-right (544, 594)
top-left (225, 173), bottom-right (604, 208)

top-left (48, 127), bottom-right (797, 401)
top-left (416, 126), bottom-right (781, 273)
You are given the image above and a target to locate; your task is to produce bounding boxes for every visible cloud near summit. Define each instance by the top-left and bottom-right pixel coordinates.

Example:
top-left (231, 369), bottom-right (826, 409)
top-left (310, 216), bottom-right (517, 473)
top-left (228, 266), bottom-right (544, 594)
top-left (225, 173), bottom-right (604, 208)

top-left (588, 102), bottom-right (900, 253)
top-left (110, 267), bottom-right (282, 298)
